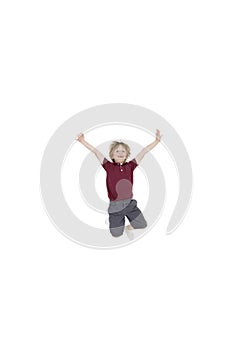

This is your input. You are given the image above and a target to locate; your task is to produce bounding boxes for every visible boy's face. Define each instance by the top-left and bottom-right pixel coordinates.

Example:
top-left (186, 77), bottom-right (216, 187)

top-left (113, 145), bottom-right (127, 163)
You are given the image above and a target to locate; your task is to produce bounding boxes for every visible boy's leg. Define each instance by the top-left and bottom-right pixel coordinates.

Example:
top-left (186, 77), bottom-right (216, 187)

top-left (109, 212), bottom-right (125, 237)
top-left (125, 199), bottom-right (147, 229)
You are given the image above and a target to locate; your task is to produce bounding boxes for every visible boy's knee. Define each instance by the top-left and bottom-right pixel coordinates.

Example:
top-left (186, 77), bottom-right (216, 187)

top-left (131, 216), bottom-right (147, 229)
top-left (138, 220), bottom-right (147, 229)
top-left (110, 226), bottom-right (124, 237)
top-left (141, 220), bottom-right (147, 229)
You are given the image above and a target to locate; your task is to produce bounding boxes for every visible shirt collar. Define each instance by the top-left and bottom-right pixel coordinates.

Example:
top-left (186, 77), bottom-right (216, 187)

top-left (113, 160), bottom-right (127, 165)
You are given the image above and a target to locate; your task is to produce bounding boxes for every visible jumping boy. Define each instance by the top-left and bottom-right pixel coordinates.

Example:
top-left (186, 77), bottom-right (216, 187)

top-left (76, 129), bottom-right (162, 239)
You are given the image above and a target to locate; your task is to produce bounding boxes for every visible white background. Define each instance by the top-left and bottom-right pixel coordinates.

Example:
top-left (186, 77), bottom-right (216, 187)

top-left (1, 1), bottom-right (233, 349)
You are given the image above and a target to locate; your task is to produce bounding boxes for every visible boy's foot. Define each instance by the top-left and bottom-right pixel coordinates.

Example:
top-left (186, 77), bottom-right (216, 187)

top-left (125, 225), bottom-right (135, 240)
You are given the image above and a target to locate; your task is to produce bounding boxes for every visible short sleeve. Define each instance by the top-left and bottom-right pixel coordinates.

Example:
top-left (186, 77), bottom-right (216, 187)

top-left (101, 157), bottom-right (111, 171)
top-left (128, 158), bottom-right (138, 171)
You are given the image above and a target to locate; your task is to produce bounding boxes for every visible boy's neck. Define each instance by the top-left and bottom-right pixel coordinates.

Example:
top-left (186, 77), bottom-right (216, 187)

top-left (114, 160), bottom-right (126, 165)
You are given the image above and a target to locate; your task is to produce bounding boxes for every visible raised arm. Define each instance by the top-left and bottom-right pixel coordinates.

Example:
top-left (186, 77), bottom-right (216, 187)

top-left (135, 129), bottom-right (162, 164)
top-left (76, 133), bottom-right (105, 164)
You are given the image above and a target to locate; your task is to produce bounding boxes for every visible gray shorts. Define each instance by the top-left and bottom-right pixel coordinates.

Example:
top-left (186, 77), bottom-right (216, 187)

top-left (108, 199), bottom-right (147, 237)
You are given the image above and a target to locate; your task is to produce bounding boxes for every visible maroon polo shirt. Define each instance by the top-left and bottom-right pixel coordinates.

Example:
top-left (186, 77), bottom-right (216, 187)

top-left (102, 157), bottom-right (138, 201)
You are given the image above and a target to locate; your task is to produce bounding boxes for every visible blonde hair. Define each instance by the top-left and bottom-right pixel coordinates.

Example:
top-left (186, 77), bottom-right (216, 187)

top-left (109, 141), bottom-right (131, 162)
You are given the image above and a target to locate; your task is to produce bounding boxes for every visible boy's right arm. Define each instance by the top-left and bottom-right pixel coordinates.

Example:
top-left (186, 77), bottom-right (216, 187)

top-left (76, 133), bottom-right (105, 164)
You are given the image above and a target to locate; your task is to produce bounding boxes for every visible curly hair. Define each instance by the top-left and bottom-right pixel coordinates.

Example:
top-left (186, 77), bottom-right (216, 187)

top-left (109, 141), bottom-right (131, 162)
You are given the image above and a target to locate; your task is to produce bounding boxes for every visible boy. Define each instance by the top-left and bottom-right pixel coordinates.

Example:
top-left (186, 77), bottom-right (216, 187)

top-left (76, 129), bottom-right (162, 239)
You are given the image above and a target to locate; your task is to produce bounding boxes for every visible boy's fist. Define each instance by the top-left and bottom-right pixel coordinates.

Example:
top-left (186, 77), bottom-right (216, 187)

top-left (155, 129), bottom-right (162, 142)
top-left (76, 133), bottom-right (85, 142)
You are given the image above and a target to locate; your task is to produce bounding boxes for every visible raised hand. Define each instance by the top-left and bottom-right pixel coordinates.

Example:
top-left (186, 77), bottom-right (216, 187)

top-left (76, 133), bottom-right (85, 143)
top-left (155, 129), bottom-right (162, 142)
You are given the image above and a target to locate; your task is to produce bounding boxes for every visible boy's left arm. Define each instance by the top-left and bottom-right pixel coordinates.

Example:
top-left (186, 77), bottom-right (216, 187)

top-left (135, 129), bottom-right (162, 164)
